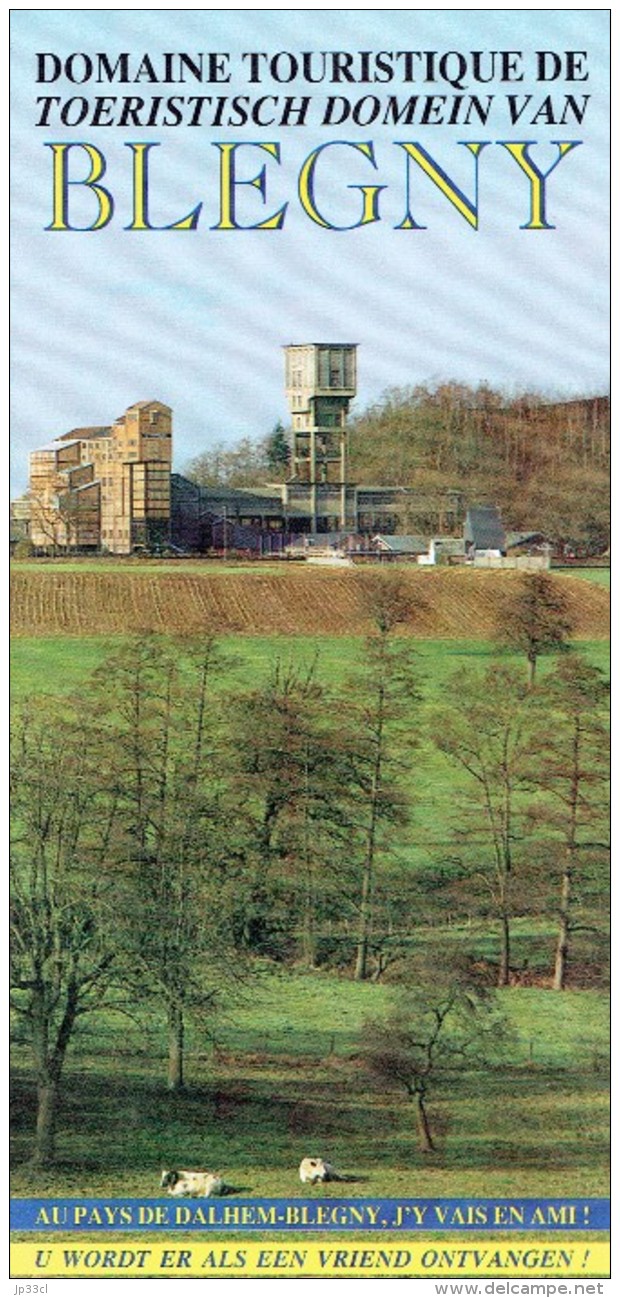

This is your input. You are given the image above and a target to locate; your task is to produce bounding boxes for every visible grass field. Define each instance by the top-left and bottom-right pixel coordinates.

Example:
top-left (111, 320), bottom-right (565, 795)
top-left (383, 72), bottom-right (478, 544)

top-left (552, 566), bottom-right (610, 587)
top-left (10, 970), bottom-right (610, 1199)
top-left (9, 633), bottom-right (610, 701)
top-left (10, 632), bottom-right (610, 980)
top-left (12, 558), bottom-right (611, 582)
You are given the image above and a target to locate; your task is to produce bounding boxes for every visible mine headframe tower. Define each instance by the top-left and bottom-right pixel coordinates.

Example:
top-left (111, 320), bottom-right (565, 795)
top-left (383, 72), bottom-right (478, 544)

top-left (284, 343), bottom-right (357, 531)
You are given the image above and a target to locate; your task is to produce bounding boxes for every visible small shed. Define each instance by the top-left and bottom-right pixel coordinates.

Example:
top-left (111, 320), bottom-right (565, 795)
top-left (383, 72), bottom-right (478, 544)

top-left (464, 506), bottom-right (506, 558)
top-left (372, 534), bottom-right (428, 561)
top-left (420, 536), bottom-right (466, 565)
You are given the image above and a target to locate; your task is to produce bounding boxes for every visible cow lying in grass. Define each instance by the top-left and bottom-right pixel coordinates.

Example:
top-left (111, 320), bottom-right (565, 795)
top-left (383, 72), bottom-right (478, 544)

top-left (298, 1158), bottom-right (347, 1184)
top-left (160, 1169), bottom-right (224, 1197)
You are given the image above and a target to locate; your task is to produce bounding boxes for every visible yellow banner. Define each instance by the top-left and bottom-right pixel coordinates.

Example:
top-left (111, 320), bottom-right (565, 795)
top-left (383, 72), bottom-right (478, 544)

top-left (11, 1238), bottom-right (610, 1279)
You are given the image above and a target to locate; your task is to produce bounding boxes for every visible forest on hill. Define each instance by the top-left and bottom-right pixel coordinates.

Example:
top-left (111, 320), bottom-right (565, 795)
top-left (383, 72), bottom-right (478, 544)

top-left (186, 385), bottom-right (610, 553)
top-left (347, 386), bottom-right (610, 548)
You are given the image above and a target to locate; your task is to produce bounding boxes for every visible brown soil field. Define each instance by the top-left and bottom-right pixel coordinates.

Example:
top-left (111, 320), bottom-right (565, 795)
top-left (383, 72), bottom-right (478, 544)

top-left (10, 565), bottom-right (609, 639)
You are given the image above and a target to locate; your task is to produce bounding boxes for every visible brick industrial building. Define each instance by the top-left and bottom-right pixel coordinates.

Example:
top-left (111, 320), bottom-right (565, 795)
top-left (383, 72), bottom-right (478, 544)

top-left (28, 399), bottom-right (173, 554)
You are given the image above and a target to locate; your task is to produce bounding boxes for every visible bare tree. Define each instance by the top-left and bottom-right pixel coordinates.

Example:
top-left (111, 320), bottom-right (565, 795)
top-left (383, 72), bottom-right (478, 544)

top-left (346, 577), bottom-right (421, 981)
top-left (359, 950), bottom-right (506, 1151)
top-left (227, 658), bottom-right (351, 966)
top-left (495, 572), bottom-right (574, 687)
top-left (26, 491), bottom-right (68, 555)
top-left (185, 437), bottom-right (270, 488)
top-left (529, 655), bottom-right (609, 990)
top-left (93, 635), bottom-right (242, 1090)
top-left (10, 702), bottom-right (122, 1163)
top-left (430, 666), bottom-right (533, 986)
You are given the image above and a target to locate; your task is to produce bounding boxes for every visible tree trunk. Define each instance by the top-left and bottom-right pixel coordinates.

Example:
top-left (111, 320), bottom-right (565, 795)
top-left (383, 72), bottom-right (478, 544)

top-left (167, 1003), bottom-right (184, 1091)
top-left (33, 1079), bottom-right (59, 1166)
top-left (415, 1094), bottom-right (435, 1152)
top-left (554, 845), bottom-right (575, 991)
top-left (554, 725), bottom-right (580, 991)
top-left (527, 653), bottom-right (537, 688)
top-left (354, 743), bottom-right (383, 982)
top-left (301, 809), bottom-right (318, 969)
top-left (498, 910), bottom-right (511, 987)
top-left (301, 905), bottom-right (318, 969)
top-left (30, 985), bottom-right (74, 1166)
top-left (354, 664), bottom-right (387, 982)
top-left (354, 857), bottom-right (372, 981)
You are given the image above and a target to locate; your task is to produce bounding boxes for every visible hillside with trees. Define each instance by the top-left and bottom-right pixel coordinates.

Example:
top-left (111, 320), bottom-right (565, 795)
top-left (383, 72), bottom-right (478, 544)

top-left (347, 385), bottom-right (609, 552)
top-left (186, 388), bottom-right (609, 553)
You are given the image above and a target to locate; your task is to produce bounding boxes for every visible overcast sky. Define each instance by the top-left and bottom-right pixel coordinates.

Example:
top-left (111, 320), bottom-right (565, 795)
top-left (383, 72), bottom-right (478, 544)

top-left (10, 8), bottom-right (609, 494)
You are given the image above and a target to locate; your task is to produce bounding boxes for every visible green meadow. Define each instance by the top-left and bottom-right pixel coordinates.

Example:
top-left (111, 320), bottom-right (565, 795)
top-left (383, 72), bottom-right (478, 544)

top-left (9, 632), bottom-right (610, 701)
top-left (10, 968), bottom-right (610, 1199)
top-left (10, 581), bottom-right (610, 1200)
top-left (10, 631), bottom-right (609, 899)
top-left (553, 567), bottom-right (610, 588)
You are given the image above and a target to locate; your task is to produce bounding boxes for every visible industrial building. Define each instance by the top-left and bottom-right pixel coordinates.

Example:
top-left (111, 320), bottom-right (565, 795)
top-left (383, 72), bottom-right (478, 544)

top-left (27, 400), bottom-right (173, 554)
top-left (22, 344), bottom-right (421, 554)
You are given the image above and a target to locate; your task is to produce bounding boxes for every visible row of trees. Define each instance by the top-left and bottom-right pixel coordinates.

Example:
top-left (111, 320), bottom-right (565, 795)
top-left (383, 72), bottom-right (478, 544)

top-left (11, 579), bottom-right (608, 1163)
top-left (187, 424), bottom-right (289, 488)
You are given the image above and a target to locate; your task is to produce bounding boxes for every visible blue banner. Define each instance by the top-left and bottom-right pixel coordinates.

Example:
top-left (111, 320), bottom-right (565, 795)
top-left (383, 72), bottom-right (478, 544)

top-left (10, 1198), bottom-right (609, 1233)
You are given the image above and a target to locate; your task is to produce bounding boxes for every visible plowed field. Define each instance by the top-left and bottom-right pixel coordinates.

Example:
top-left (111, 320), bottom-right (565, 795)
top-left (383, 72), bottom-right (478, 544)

top-left (10, 566), bottom-right (609, 639)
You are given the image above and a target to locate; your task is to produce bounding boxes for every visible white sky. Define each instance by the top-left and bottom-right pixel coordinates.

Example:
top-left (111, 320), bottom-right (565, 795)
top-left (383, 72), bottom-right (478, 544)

top-left (10, 8), bottom-right (610, 494)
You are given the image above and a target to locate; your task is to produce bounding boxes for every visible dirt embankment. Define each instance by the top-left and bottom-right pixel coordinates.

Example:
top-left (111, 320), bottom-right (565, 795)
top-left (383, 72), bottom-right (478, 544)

top-left (10, 566), bottom-right (609, 639)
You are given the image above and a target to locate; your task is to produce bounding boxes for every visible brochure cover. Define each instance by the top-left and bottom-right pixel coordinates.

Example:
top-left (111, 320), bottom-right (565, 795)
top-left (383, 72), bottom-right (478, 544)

top-left (10, 6), bottom-right (610, 1283)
